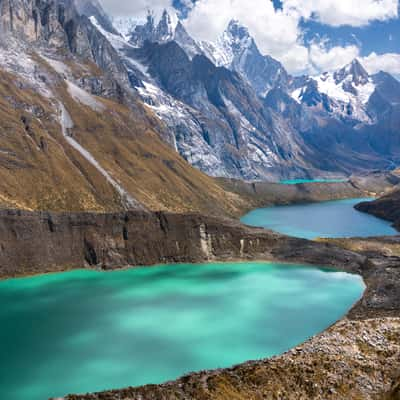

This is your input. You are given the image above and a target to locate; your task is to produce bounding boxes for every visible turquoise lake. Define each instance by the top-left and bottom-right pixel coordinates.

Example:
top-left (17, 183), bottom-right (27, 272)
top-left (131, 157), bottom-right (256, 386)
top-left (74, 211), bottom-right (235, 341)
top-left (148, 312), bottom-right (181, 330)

top-left (0, 262), bottom-right (364, 400)
top-left (241, 198), bottom-right (397, 239)
top-left (280, 178), bottom-right (348, 185)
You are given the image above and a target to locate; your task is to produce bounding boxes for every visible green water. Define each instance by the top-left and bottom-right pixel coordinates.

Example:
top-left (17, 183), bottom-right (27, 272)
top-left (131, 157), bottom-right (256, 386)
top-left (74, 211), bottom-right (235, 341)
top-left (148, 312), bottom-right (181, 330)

top-left (280, 178), bottom-right (348, 185)
top-left (0, 263), bottom-right (364, 400)
top-left (241, 198), bottom-right (397, 239)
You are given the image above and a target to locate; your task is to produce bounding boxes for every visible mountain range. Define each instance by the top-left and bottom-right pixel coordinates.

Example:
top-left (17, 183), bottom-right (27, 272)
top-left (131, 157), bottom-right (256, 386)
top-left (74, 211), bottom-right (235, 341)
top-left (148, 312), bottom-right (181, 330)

top-left (0, 0), bottom-right (399, 206)
top-left (88, 5), bottom-right (400, 179)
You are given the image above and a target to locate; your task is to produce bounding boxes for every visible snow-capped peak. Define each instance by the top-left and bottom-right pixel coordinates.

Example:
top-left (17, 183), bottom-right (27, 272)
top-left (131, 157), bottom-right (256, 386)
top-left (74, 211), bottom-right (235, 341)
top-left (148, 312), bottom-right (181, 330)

top-left (291, 59), bottom-right (376, 123)
top-left (334, 58), bottom-right (370, 86)
top-left (205, 19), bottom-right (254, 67)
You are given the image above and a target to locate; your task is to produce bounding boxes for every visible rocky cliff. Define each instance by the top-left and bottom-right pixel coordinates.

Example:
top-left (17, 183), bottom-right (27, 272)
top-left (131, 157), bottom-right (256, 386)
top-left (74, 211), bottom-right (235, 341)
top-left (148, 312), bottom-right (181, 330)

top-left (0, 209), bottom-right (365, 279)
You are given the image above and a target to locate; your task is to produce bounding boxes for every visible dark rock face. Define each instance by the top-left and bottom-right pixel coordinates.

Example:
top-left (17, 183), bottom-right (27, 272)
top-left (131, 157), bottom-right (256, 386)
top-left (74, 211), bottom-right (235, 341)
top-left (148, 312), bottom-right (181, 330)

top-left (0, 0), bottom-right (132, 96)
top-left (0, 209), bottom-right (365, 279)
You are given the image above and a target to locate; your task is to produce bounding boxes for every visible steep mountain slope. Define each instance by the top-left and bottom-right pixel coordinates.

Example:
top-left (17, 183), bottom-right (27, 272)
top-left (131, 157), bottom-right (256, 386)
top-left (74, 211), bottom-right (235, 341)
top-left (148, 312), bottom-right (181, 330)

top-left (129, 40), bottom-right (320, 180)
top-left (0, 0), bottom-right (246, 216)
top-left (96, 13), bottom-right (355, 180)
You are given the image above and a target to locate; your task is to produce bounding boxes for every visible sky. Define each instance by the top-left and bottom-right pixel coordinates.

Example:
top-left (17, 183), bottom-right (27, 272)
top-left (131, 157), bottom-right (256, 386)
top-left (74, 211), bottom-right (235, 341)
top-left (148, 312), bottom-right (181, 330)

top-left (99, 0), bottom-right (400, 77)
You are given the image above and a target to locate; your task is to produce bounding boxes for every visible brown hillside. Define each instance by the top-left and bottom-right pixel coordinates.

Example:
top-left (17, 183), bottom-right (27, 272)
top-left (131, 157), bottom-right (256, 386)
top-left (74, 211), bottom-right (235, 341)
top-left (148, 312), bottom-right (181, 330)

top-left (0, 61), bottom-right (244, 216)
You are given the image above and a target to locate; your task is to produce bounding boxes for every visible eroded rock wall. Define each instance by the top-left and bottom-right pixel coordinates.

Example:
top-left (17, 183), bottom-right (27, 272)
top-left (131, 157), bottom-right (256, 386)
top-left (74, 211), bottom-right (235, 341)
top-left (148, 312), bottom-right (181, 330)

top-left (0, 209), bottom-right (365, 278)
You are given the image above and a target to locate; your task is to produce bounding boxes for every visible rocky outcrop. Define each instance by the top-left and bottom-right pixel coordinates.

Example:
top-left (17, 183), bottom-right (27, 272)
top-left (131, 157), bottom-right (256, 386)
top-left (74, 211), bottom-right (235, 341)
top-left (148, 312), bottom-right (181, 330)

top-left (356, 189), bottom-right (400, 230)
top-left (0, 0), bottom-right (132, 96)
top-left (74, 0), bottom-right (118, 35)
top-left (0, 209), bottom-right (366, 279)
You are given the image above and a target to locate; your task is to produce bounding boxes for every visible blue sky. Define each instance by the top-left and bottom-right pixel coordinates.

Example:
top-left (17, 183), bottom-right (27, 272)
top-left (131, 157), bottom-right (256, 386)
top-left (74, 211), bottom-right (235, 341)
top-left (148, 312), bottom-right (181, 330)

top-left (301, 16), bottom-right (400, 57)
top-left (101, 0), bottom-right (400, 77)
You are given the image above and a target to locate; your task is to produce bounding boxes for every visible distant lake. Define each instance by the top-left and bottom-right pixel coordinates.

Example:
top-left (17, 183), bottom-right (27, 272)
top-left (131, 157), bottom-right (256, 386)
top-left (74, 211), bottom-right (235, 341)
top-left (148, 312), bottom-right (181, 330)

top-left (280, 179), bottom-right (348, 185)
top-left (241, 198), bottom-right (397, 239)
top-left (0, 262), bottom-right (364, 400)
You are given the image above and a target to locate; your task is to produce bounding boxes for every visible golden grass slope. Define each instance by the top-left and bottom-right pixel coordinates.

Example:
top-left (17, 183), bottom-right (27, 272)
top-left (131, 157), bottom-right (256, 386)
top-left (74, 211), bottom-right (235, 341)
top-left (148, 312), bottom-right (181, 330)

top-left (0, 57), bottom-right (245, 216)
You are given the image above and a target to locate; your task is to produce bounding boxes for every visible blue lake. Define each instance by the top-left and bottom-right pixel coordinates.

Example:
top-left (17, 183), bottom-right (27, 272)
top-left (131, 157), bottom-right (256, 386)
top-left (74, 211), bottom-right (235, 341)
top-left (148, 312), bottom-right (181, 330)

top-left (241, 198), bottom-right (397, 239)
top-left (0, 262), bottom-right (364, 400)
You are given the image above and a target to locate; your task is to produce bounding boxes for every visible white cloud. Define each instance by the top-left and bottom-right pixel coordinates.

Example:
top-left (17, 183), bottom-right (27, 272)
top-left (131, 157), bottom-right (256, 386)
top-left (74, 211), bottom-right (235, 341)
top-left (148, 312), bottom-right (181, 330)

top-left (99, 0), bottom-right (172, 19)
top-left (361, 52), bottom-right (400, 76)
top-left (282, 0), bottom-right (399, 27)
top-left (309, 41), bottom-right (360, 73)
top-left (183, 0), bottom-right (369, 75)
top-left (185, 0), bottom-right (298, 47)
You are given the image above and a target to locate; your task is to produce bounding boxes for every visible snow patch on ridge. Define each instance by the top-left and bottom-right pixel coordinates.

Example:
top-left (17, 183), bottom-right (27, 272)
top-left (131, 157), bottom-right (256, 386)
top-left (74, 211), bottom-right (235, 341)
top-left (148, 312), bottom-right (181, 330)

top-left (41, 55), bottom-right (71, 76)
top-left (315, 73), bottom-right (375, 105)
top-left (0, 43), bottom-right (52, 97)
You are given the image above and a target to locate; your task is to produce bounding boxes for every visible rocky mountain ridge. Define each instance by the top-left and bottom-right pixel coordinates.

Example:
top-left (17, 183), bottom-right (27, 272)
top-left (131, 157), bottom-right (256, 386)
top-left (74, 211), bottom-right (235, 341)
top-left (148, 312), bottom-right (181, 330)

top-left (104, 8), bottom-right (400, 180)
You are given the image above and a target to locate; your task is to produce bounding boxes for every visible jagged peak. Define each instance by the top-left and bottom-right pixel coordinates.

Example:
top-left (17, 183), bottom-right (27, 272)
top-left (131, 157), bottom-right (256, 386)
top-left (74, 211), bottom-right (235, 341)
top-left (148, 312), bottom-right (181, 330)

top-left (156, 8), bottom-right (179, 37)
top-left (160, 9), bottom-right (179, 28)
top-left (335, 58), bottom-right (370, 86)
top-left (225, 19), bottom-right (250, 40)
